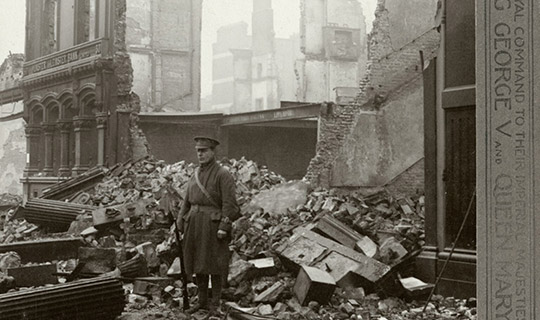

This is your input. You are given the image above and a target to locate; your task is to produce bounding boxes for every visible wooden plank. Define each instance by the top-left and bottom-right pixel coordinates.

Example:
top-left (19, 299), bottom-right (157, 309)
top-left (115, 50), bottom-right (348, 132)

top-left (292, 227), bottom-right (390, 282)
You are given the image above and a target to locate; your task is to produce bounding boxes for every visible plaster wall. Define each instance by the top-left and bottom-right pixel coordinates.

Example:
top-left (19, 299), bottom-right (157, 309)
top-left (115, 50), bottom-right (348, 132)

top-left (303, 60), bottom-right (328, 102)
top-left (275, 36), bottom-right (303, 102)
top-left (386, 0), bottom-right (436, 50)
top-left (328, 61), bottom-right (360, 98)
top-left (301, 0), bottom-right (325, 56)
top-left (0, 104), bottom-right (25, 195)
top-left (130, 53), bottom-right (152, 107)
top-left (326, 0), bottom-right (364, 29)
top-left (330, 78), bottom-right (424, 186)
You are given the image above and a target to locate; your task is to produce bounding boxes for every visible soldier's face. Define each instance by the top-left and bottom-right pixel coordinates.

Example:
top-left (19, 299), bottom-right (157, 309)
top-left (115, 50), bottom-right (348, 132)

top-left (196, 147), bottom-right (215, 165)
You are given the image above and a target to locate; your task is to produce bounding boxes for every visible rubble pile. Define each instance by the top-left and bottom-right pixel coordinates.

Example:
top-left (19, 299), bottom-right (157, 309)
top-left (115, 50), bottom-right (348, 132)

top-left (0, 195), bottom-right (42, 244)
top-left (1, 158), bottom-right (477, 319)
top-left (0, 213), bottom-right (40, 244)
top-left (68, 157), bottom-right (286, 209)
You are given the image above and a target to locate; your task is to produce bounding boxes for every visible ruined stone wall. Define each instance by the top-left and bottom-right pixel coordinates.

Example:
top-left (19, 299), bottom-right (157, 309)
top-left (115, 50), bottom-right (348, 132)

top-left (126, 0), bottom-right (202, 112)
top-left (114, 0), bottom-right (150, 161)
top-left (0, 54), bottom-right (24, 92)
top-left (0, 116), bottom-right (26, 195)
top-left (305, 0), bottom-right (440, 194)
top-left (0, 54), bottom-right (25, 195)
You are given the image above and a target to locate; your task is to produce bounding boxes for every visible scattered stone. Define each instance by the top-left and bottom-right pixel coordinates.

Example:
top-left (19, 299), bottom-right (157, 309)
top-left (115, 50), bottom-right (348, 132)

top-left (258, 304), bottom-right (274, 316)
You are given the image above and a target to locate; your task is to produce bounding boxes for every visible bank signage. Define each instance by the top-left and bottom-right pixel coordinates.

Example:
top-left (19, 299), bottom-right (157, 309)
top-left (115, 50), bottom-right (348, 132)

top-left (24, 40), bottom-right (105, 76)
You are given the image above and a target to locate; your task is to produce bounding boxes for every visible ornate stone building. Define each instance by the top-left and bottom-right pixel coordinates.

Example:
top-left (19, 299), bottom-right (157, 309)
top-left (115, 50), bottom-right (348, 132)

top-left (21, 0), bottom-right (135, 198)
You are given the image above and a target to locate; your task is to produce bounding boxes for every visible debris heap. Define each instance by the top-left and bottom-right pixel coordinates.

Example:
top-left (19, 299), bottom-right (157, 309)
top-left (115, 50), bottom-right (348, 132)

top-left (1, 157), bottom-right (477, 319)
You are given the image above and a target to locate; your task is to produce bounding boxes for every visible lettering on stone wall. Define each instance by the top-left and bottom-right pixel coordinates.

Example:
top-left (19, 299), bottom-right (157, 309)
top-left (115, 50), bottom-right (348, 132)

top-left (487, 0), bottom-right (531, 318)
top-left (26, 42), bottom-right (103, 75)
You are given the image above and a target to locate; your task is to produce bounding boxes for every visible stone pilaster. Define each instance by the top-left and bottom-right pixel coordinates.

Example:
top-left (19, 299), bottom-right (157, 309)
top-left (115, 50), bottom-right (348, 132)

top-left (23, 124), bottom-right (42, 176)
top-left (57, 120), bottom-right (73, 177)
top-left (96, 111), bottom-right (108, 166)
top-left (72, 116), bottom-right (96, 175)
top-left (42, 122), bottom-right (56, 176)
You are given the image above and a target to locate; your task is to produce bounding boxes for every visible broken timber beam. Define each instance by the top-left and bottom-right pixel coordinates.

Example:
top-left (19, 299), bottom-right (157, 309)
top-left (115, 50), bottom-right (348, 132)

top-left (277, 227), bottom-right (390, 289)
top-left (315, 214), bottom-right (379, 258)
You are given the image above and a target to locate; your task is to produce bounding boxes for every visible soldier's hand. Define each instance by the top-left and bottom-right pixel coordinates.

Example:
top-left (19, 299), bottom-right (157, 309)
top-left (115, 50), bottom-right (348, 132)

top-left (217, 230), bottom-right (227, 239)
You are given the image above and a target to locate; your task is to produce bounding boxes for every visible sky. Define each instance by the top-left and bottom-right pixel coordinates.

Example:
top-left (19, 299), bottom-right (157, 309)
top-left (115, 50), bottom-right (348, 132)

top-left (200, 0), bottom-right (378, 97)
top-left (0, 0), bottom-right (378, 98)
top-left (0, 1), bottom-right (26, 60)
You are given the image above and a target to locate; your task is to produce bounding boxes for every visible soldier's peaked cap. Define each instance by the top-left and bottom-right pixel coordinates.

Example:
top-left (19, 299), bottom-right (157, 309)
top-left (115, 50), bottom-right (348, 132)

top-left (194, 136), bottom-right (220, 148)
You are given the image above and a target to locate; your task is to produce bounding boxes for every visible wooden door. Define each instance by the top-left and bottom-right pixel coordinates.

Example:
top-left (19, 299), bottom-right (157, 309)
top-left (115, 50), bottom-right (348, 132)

top-left (444, 106), bottom-right (476, 250)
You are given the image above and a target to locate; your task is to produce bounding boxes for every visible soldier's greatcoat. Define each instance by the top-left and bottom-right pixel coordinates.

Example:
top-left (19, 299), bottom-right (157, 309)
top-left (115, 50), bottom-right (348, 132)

top-left (178, 161), bottom-right (239, 276)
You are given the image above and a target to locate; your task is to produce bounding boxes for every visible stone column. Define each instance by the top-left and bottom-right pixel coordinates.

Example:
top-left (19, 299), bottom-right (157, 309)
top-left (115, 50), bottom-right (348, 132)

top-left (23, 124), bottom-right (42, 176)
top-left (57, 120), bottom-right (73, 177)
top-left (42, 123), bottom-right (56, 176)
top-left (96, 112), bottom-right (108, 166)
top-left (72, 116), bottom-right (96, 176)
top-left (476, 0), bottom-right (539, 318)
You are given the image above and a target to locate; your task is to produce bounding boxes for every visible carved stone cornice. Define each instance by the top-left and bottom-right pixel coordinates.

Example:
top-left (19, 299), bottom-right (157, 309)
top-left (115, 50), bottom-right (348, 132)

top-left (24, 125), bottom-right (42, 136)
top-left (96, 112), bottom-right (108, 127)
top-left (73, 116), bottom-right (95, 130)
top-left (42, 122), bottom-right (57, 134)
top-left (56, 120), bottom-right (73, 132)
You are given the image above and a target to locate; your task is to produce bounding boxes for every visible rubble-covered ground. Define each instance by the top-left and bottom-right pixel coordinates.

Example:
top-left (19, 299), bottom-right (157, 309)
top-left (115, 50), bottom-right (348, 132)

top-left (0, 157), bottom-right (477, 319)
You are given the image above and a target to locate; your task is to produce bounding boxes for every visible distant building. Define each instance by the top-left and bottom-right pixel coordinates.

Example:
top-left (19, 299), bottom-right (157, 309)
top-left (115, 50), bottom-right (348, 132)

top-left (209, 0), bottom-right (305, 113)
top-left (126, 0), bottom-right (202, 112)
top-left (209, 0), bottom-right (368, 113)
top-left (210, 22), bottom-right (252, 113)
top-left (298, 0), bottom-right (368, 104)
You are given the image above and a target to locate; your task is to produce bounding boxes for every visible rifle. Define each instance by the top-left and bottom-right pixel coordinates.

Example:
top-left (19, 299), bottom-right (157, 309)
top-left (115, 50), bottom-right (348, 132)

top-left (172, 217), bottom-right (190, 311)
top-left (161, 184), bottom-right (190, 311)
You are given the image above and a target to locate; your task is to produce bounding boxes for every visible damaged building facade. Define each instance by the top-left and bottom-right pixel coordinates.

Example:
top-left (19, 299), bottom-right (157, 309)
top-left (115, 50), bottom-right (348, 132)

top-left (19, 0), bottom-right (202, 199)
top-left (303, 0), bottom-right (476, 298)
top-left (126, 0), bottom-right (202, 112)
top-left (305, 0), bottom-right (440, 197)
top-left (0, 54), bottom-right (26, 195)
top-left (21, 0), bottom-right (137, 199)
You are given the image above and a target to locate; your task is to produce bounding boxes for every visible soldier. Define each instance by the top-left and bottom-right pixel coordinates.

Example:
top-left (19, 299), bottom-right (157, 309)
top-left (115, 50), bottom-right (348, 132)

top-left (177, 136), bottom-right (240, 316)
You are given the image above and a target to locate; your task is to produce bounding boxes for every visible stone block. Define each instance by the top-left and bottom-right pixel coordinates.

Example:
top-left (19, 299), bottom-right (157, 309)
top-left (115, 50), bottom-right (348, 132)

top-left (293, 265), bottom-right (336, 306)
top-left (248, 257), bottom-right (277, 277)
top-left (247, 181), bottom-right (310, 216)
top-left (78, 247), bottom-right (117, 274)
top-left (135, 242), bottom-right (160, 268)
top-left (7, 263), bottom-right (57, 287)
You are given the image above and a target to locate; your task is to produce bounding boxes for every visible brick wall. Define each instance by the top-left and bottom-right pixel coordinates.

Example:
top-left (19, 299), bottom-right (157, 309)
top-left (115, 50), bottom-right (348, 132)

top-left (385, 158), bottom-right (425, 197)
top-left (305, 0), bottom-right (440, 191)
top-left (114, 0), bottom-right (150, 162)
top-left (0, 54), bottom-right (24, 92)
